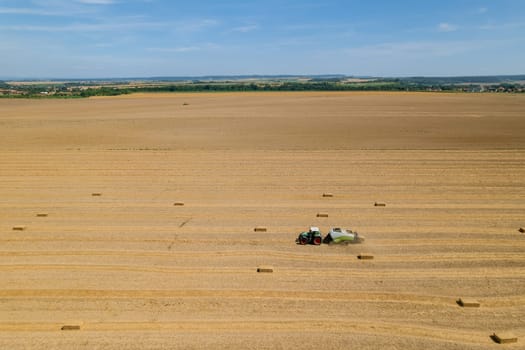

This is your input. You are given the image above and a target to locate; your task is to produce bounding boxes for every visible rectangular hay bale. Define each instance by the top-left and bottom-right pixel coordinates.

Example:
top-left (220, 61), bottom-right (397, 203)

top-left (61, 325), bottom-right (81, 331)
top-left (323, 193), bottom-right (334, 198)
top-left (491, 332), bottom-right (518, 344)
top-left (317, 213), bottom-right (329, 218)
top-left (36, 213), bottom-right (48, 217)
top-left (519, 228), bottom-right (525, 233)
top-left (173, 202), bottom-right (185, 206)
top-left (358, 253), bottom-right (374, 260)
top-left (254, 227), bottom-right (267, 232)
top-left (257, 266), bottom-right (273, 273)
top-left (91, 193), bottom-right (102, 196)
top-left (458, 298), bottom-right (480, 308)
top-left (12, 226), bottom-right (26, 231)
top-left (374, 202), bottom-right (386, 207)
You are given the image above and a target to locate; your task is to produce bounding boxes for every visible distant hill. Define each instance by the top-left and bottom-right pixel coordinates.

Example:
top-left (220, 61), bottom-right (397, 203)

top-left (2, 74), bottom-right (347, 83)
top-left (4, 74), bottom-right (524, 84)
top-left (393, 75), bottom-right (525, 84)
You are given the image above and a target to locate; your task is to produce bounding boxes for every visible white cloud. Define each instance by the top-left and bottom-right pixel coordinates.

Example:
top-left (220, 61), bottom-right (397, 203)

top-left (338, 38), bottom-right (523, 76)
top-left (0, 1), bottom-right (108, 16)
top-left (230, 24), bottom-right (258, 33)
top-left (148, 46), bottom-right (201, 53)
top-left (0, 20), bottom-right (166, 32)
top-left (174, 19), bottom-right (219, 32)
top-left (147, 43), bottom-right (220, 53)
top-left (479, 21), bottom-right (525, 30)
top-left (344, 40), bottom-right (497, 59)
top-left (437, 22), bottom-right (457, 32)
top-left (0, 6), bottom-right (72, 16)
top-left (0, 15), bottom-right (220, 34)
top-left (76, 0), bottom-right (116, 4)
top-left (477, 7), bottom-right (488, 14)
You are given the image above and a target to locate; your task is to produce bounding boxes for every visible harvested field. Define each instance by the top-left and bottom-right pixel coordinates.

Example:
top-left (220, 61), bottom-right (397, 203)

top-left (1, 92), bottom-right (524, 349)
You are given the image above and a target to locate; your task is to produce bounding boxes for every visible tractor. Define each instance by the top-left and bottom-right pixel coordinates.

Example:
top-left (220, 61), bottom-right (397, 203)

top-left (296, 226), bottom-right (323, 245)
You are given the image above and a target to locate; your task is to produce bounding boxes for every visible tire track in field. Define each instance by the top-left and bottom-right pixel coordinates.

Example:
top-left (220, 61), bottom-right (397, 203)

top-left (374, 239), bottom-right (525, 247)
top-left (4, 288), bottom-right (524, 307)
top-left (0, 320), bottom-right (490, 346)
top-left (1, 250), bottom-right (525, 264)
top-left (0, 263), bottom-right (523, 279)
top-left (0, 288), bottom-right (454, 305)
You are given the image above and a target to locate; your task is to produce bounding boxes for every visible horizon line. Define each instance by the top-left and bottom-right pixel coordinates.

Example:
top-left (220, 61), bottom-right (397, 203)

top-left (2, 73), bottom-right (525, 82)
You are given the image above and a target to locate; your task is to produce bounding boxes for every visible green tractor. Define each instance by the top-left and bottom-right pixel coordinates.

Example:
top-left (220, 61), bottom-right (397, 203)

top-left (296, 226), bottom-right (323, 245)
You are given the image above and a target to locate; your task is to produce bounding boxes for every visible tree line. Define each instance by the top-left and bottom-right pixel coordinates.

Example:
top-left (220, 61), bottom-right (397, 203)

top-left (1, 79), bottom-right (524, 98)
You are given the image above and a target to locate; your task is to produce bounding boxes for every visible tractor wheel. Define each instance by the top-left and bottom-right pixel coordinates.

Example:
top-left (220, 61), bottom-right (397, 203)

top-left (299, 236), bottom-right (309, 245)
top-left (313, 236), bottom-right (322, 245)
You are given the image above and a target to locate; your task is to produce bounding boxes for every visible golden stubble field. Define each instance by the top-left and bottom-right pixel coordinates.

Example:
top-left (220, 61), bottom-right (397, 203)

top-left (1, 92), bottom-right (524, 349)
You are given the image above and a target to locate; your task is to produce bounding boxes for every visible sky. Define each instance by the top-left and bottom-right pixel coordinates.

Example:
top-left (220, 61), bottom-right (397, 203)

top-left (0, 0), bottom-right (524, 78)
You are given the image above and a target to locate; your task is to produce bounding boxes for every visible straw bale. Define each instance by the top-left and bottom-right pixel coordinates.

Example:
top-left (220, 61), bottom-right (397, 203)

top-left (491, 332), bottom-right (517, 344)
top-left (257, 266), bottom-right (273, 273)
top-left (457, 298), bottom-right (480, 308)
top-left (358, 253), bottom-right (374, 260)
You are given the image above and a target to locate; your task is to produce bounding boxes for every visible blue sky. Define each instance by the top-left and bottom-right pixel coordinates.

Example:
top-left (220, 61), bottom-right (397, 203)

top-left (0, 0), bottom-right (524, 78)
